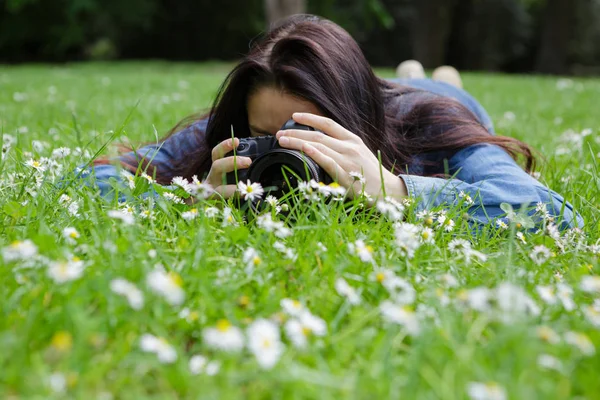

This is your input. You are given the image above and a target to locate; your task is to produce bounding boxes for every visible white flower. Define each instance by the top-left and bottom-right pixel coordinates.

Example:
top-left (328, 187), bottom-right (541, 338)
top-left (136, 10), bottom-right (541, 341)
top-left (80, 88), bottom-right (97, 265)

top-left (146, 270), bottom-right (185, 306)
top-left (172, 176), bottom-right (192, 194)
top-left (556, 283), bottom-right (575, 311)
top-left (190, 175), bottom-right (214, 198)
top-left (335, 278), bottom-right (361, 305)
top-left (110, 278), bottom-right (144, 310)
top-left (2, 239), bottom-right (38, 262)
top-left (51, 147), bottom-right (71, 159)
top-left (139, 334), bottom-right (177, 363)
top-left (353, 239), bottom-right (374, 263)
top-left (163, 192), bottom-right (184, 204)
top-left (119, 170), bottom-right (136, 189)
top-left (349, 171), bottom-right (366, 184)
top-left (141, 172), bottom-right (155, 183)
top-left (189, 355), bottom-right (220, 375)
top-left (62, 227), bottom-right (80, 245)
top-left (496, 282), bottom-right (540, 320)
top-left (67, 202), bottom-right (80, 217)
top-left (580, 276), bottom-right (600, 293)
top-left (379, 300), bottom-right (420, 335)
top-left (284, 311), bottom-right (327, 348)
top-left (242, 247), bottom-right (262, 275)
top-left (583, 301), bottom-right (600, 327)
top-left (281, 298), bottom-right (305, 317)
top-left (247, 319), bottom-right (284, 369)
top-left (48, 257), bottom-right (85, 283)
top-left (465, 287), bottom-right (493, 312)
top-left (394, 223), bottom-right (421, 258)
top-left (181, 208), bottom-right (199, 221)
top-left (466, 381), bottom-right (507, 400)
top-left (25, 158), bottom-right (46, 172)
top-left (204, 206), bottom-right (220, 218)
top-left (237, 180), bottom-right (264, 202)
top-left (536, 326), bottom-right (561, 344)
top-left (376, 197), bottom-right (404, 221)
top-left (202, 320), bottom-right (245, 352)
top-left (536, 285), bottom-right (557, 305)
top-left (530, 245), bottom-right (551, 265)
top-left (256, 214), bottom-right (292, 238)
top-left (107, 209), bottom-right (134, 225)
top-left (564, 331), bottom-right (595, 356)
top-left (48, 373), bottom-right (66, 393)
top-left (459, 190), bottom-right (474, 205)
top-left (516, 231), bottom-right (527, 244)
top-left (496, 219), bottom-right (508, 230)
top-left (537, 354), bottom-right (563, 372)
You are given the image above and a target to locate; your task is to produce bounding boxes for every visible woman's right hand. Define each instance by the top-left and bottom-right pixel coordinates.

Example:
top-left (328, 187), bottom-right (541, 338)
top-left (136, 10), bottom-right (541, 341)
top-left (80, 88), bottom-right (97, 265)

top-left (205, 138), bottom-right (252, 199)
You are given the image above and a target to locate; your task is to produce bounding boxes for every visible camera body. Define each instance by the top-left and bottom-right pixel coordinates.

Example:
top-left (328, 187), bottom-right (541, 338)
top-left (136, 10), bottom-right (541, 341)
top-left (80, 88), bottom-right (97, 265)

top-left (225, 119), bottom-right (332, 197)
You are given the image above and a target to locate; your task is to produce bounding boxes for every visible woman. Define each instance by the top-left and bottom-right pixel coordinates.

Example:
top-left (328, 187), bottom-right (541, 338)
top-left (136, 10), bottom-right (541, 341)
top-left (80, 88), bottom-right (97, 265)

top-left (87, 14), bottom-right (582, 229)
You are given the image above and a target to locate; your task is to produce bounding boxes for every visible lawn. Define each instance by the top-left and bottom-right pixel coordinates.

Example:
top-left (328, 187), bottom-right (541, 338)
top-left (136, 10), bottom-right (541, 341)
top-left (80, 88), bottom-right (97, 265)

top-left (1, 62), bottom-right (599, 399)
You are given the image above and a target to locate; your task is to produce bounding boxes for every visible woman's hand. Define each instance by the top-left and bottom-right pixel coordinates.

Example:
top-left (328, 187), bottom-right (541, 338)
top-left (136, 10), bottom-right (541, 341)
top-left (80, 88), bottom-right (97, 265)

top-left (275, 112), bottom-right (407, 202)
top-left (205, 138), bottom-right (252, 199)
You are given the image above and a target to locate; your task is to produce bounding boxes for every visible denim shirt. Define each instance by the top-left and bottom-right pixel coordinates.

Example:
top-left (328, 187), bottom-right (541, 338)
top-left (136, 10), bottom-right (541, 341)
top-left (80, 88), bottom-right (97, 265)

top-left (79, 79), bottom-right (583, 230)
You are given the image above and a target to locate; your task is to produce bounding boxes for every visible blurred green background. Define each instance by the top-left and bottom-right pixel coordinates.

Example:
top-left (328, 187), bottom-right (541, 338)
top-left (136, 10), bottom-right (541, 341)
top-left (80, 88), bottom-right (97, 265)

top-left (1, 0), bottom-right (599, 75)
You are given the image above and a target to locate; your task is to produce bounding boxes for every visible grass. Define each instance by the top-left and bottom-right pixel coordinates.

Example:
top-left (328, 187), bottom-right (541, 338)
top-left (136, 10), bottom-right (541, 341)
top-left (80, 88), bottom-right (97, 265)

top-left (1, 62), bottom-right (599, 399)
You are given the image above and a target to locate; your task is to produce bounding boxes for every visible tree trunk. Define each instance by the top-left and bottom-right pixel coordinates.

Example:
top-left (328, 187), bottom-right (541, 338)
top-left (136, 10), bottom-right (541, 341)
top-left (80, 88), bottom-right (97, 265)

top-left (411, 0), bottom-right (459, 68)
top-left (265, 0), bottom-right (307, 26)
top-left (535, 0), bottom-right (574, 74)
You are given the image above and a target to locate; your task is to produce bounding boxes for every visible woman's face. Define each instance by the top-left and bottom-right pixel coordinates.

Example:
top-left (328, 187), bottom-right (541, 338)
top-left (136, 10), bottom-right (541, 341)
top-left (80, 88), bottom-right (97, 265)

top-left (247, 85), bottom-right (322, 137)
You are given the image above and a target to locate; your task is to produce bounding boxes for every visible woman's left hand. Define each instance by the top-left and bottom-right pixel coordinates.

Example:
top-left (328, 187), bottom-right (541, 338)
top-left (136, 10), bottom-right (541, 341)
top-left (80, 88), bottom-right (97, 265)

top-left (275, 112), bottom-right (407, 202)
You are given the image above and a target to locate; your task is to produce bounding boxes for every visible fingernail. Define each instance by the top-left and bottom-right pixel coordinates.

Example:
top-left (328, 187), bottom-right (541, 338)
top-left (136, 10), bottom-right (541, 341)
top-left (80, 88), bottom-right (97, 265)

top-left (292, 112), bottom-right (304, 118)
top-left (279, 137), bottom-right (289, 145)
top-left (275, 130), bottom-right (283, 138)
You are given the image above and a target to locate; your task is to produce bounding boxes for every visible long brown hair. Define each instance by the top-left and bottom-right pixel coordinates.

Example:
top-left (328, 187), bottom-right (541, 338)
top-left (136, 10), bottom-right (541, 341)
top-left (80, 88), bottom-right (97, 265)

top-left (107, 14), bottom-right (534, 185)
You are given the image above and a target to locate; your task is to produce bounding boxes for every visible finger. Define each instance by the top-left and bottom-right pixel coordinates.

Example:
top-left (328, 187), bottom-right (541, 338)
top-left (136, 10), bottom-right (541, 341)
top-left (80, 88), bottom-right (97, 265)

top-left (209, 156), bottom-right (252, 176)
top-left (208, 185), bottom-right (238, 200)
top-left (276, 129), bottom-right (347, 152)
top-left (211, 138), bottom-right (240, 162)
top-left (291, 113), bottom-right (354, 141)
top-left (301, 142), bottom-right (352, 187)
top-left (277, 136), bottom-right (350, 169)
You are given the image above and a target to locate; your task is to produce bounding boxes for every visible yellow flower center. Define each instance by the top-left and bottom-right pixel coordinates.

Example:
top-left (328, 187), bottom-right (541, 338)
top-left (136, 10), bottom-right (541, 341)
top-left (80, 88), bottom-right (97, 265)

top-left (51, 331), bottom-right (73, 352)
top-left (238, 295), bottom-right (250, 307)
top-left (376, 272), bottom-right (385, 283)
top-left (168, 272), bottom-right (183, 287)
top-left (253, 256), bottom-right (261, 266)
top-left (69, 232), bottom-right (78, 238)
top-left (72, 256), bottom-right (81, 262)
top-left (10, 240), bottom-right (21, 248)
top-left (262, 338), bottom-right (272, 348)
top-left (216, 319), bottom-right (231, 332)
top-left (292, 300), bottom-right (301, 308)
top-left (302, 326), bottom-right (312, 337)
top-left (365, 245), bottom-right (374, 253)
top-left (247, 186), bottom-right (254, 193)
top-left (422, 231), bottom-right (430, 239)
top-left (329, 182), bottom-right (340, 188)
top-left (32, 161), bottom-right (41, 168)
top-left (425, 217), bottom-right (433, 226)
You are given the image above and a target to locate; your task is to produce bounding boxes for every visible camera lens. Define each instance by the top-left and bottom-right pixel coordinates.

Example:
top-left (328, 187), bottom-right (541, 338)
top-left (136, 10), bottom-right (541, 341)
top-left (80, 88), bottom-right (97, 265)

top-left (248, 149), bottom-right (326, 199)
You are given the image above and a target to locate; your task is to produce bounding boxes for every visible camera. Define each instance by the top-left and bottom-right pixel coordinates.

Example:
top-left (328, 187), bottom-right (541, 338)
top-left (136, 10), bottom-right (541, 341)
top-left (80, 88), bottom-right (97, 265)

top-left (225, 119), bottom-right (333, 199)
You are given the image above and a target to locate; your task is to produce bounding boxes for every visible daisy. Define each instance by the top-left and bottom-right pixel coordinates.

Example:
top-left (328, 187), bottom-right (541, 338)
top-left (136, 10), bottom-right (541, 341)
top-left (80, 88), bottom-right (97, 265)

top-left (189, 355), bottom-right (221, 375)
top-left (564, 331), bottom-right (595, 356)
top-left (181, 208), bottom-right (199, 221)
top-left (107, 210), bottom-right (134, 225)
top-left (420, 227), bottom-right (434, 244)
top-left (496, 219), bottom-right (508, 230)
top-left (2, 239), bottom-right (38, 262)
top-left (190, 175), bottom-right (214, 198)
top-left (204, 206), bottom-right (220, 218)
top-left (580, 275), bottom-right (600, 293)
top-left (394, 223), bottom-right (421, 258)
top-left (242, 247), bottom-right (262, 275)
top-left (139, 334), bottom-right (177, 364)
top-left (583, 301), bottom-right (600, 327)
top-left (354, 239), bottom-right (374, 263)
top-left (536, 285), bottom-right (557, 305)
top-left (529, 245), bottom-right (551, 265)
top-left (51, 147), bottom-right (71, 159)
top-left (459, 190), bottom-right (474, 205)
top-left (25, 158), bottom-right (46, 172)
top-left (202, 319), bottom-right (245, 352)
top-left (247, 319), bottom-right (284, 369)
top-left (172, 176), bottom-right (192, 194)
top-left (62, 227), bottom-right (80, 245)
top-left (516, 231), bottom-right (527, 244)
top-left (280, 298), bottom-right (305, 317)
top-left (466, 382), bottom-right (507, 400)
top-left (67, 202), bottom-right (80, 217)
top-left (536, 326), bottom-right (561, 344)
top-left (119, 170), bottom-right (136, 189)
top-left (335, 278), bottom-right (361, 305)
top-left (141, 172), bottom-right (155, 184)
top-left (379, 300), bottom-right (420, 335)
top-left (48, 373), bottom-right (66, 393)
top-left (349, 171), bottom-right (366, 184)
top-left (110, 278), bottom-right (144, 310)
top-left (238, 180), bottom-right (264, 202)
top-left (146, 270), bottom-right (185, 306)
top-left (284, 310), bottom-right (327, 349)
top-left (163, 192), bottom-right (184, 204)
top-left (48, 257), bottom-right (85, 283)
top-left (537, 354), bottom-right (563, 372)
top-left (376, 197), bottom-right (404, 221)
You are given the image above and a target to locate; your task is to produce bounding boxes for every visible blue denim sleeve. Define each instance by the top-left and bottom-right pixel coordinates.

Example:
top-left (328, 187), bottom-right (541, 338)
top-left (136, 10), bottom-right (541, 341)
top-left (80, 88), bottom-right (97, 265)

top-left (399, 144), bottom-right (583, 229)
top-left (77, 118), bottom-right (208, 201)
